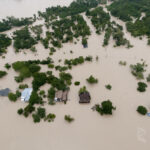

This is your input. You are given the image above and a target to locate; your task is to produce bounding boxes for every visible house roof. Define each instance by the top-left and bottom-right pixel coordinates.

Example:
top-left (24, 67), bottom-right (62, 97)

top-left (21, 88), bottom-right (33, 102)
top-left (55, 91), bottom-right (63, 99)
top-left (0, 88), bottom-right (10, 96)
top-left (55, 90), bottom-right (69, 101)
top-left (79, 92), bottom-right (91, 103)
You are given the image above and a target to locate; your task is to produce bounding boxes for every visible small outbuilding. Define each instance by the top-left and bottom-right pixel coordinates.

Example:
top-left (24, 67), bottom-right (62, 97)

top-left (79, 91), bottom-right (91, 103)
top-left (0, 88), bottom-right (10, 96)
top-left (83, 44), bottom-right (88, 48)
top-left (54, 90), bottom-right (69, 102)
top-left (21, 88), bottom-right (33, 102)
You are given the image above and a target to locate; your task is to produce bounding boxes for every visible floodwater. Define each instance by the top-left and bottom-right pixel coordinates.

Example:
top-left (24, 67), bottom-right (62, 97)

top-left (0, 1), bottom-right (150, 150)
top-left (0, 0), bottom-right (73, 19)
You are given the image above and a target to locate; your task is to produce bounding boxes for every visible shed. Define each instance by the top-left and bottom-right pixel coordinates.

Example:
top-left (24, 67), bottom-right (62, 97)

top-left (62, 90), bottom-right (69, 102)
top-left (21, 88), bottom-right (33, 102)
top-left (54, 90), bottom-right (63, 102)
top-left (54, 90), bottom-right (69, 102)
top-left (0, 88), bottom-right (10, 96)
top-left (79, 92), bottom-right (91, 103)
top-left (83, 44), bottom-right (88, 48)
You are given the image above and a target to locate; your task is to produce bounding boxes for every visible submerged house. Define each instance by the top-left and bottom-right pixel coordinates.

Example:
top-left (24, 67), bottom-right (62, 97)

top-left (21, 88), bottom-right (33, 102)
top-left (79, 91), bottom-right (91, 103)
top-left (83, 44), bottom-right (88, 48)
top-left (0, 88), bottom-right (10, 96)
top-left (54, 90), bottom-right (69, 102)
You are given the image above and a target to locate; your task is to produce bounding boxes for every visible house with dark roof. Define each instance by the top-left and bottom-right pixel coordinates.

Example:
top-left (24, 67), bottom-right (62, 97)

top-left (79, 91), bottom-right (91, 103)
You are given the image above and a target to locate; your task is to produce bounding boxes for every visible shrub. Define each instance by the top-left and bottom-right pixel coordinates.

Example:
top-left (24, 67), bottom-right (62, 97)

top-left (146, 74), bottom-right (150, 82)
top-left (8, 93), bottom-right (17, 102)
top-left (15, 90), bottom-right (21, 98)
top-left (119, 61), bottom-right (127, 66)
top-left (93, 100), bottom-right (116, 115)
top-left (137, 82), bottom-right (147, 92)
top-left (44, 113), bottom-right (56, 122)
top-left (12, 61), bottom-right (25, 71)
top-left (15, 76), bottom-right (24, 83)
top-left (48, 87), bottom-right (56, 105)
top-left (85, 56), bottom-right (93, 62)
top-left (32, 114), bottom-right (40, 123)
top-left (86, 75), bottom-right (98, 84)
top-left (64, 115), bottom-right (74, 123)
top-left (32, 72), bottom-right (47, 91)
top-left (17, 108), bottom-right (23, 115)
top-left (39, 90), bottom-right (45, 96)
top-left (13, 27), bottom-right (37, 51)
top-left (30, 46), bottom-right (37, 52)
top-left (5, 63), bottom-right (11, 70)
top-left (82, 38), bottom-right (87, 46)
top-left (59, 72), bottom-right (72, 85)
top-left (137, 106), bottom-right (147, 115)
top-left (0, 71), bottom-right (7, 78)
top-left (47, 74), bottom-right (68, 91)
top-left (29, 91), bottom-right (42, 105)
top-left (23, 111), bottom-right (29, 118)
top-left (19, 84), bottom-right (28, 89)
top-left (74, 81), bottom-right (80, 86)
top-left (0, 34), bottom-right (12, 55)
top-left (48, 64), bottom-right (54, 68)
top-left (130, 62), bottom-right (147, 80)
top-left (105, 84), bottom-right (112, 90)
top-left (37, 107), bottom-right (46, 118)
top-left (24, 104), bottom-right (35, 114)
top-left (79, 86), bottom-right (87, 94)
top-left (28, 64), bottom-right (41, 73)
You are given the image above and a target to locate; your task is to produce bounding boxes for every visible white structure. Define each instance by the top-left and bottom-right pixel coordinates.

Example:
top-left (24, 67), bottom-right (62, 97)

top-left (21, 88), bottom-right (33, 102)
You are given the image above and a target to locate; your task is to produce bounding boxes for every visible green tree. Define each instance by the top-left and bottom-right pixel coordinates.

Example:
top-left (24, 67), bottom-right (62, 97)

top-left (137, 106), bottom-right (147, 115)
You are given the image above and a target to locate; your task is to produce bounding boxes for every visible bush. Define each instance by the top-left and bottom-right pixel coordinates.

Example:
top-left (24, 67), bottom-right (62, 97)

top-left (48, 64), bottom-right (54, 68)
top-left (105, 84), bottom-right (112, 90)
top-left (32, 72), bottom-right (47, 91)
top-left (17, 108), bottom-right (23, 115)
top-left (119, 61), bottom-right (127, 66)
top-left (24, 104), bottom-right (35, 114)
top-left (130, 62), bottom-right (146, 80)
top-left (19, 84), bottom-right (28, 89)
top-left (64, 115), bottom-right (74, 123)
top-left (8, 93), bottom-right (17, 102)
top-left (44, 113), bottom-right (56, 122)
top-left (48, 87), bottom-right (56, 105)
top-left (0, 71), bottom-right (7, 78)
top-left (5, 63), bottom-right (11, 70)
top-left (39, 90), bottom-right (45, 96)
top-left (37, 107), bottom-right (46, 118)
top-left (59, 72), bottom-right (72, 85)
top-left (137, 106), bottom-right (147, 115)
top-left (13, 27), bottom-right (37, 51)
top-left (146, 74), bottom-right (150, 82)
top-left (28, 64), bottom-right (41, 73)
top-left (0, 34), bottom-right (12, 55)
top-left (85, 56), bottom-right (93, 62)
top-left (74, 81), bottom-right (80, 86)
top-left (82, 38), bottom-right (88, 46)
top-left (15, 76), bottom-right (24, 83)
top-left (32, 114), bottom-right (40, 123)
top-left (15, 90), bottom-right (21, 98)
top-left (79, 86), bottom-right (87, 94)
top-left (86, 75), bottom-right (98, 84)
top-left (137, 82), bottom-right (147, 92)
top-left (12, 61), bottom-right (25, 71)
top-left (93, 100), bottom-right (116, 115)
top-left (29, 91), bottom-right (42, 105)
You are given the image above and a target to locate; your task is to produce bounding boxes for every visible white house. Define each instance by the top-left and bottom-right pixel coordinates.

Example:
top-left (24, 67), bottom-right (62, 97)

top-left (21, 88), bottom-right (33, 102)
